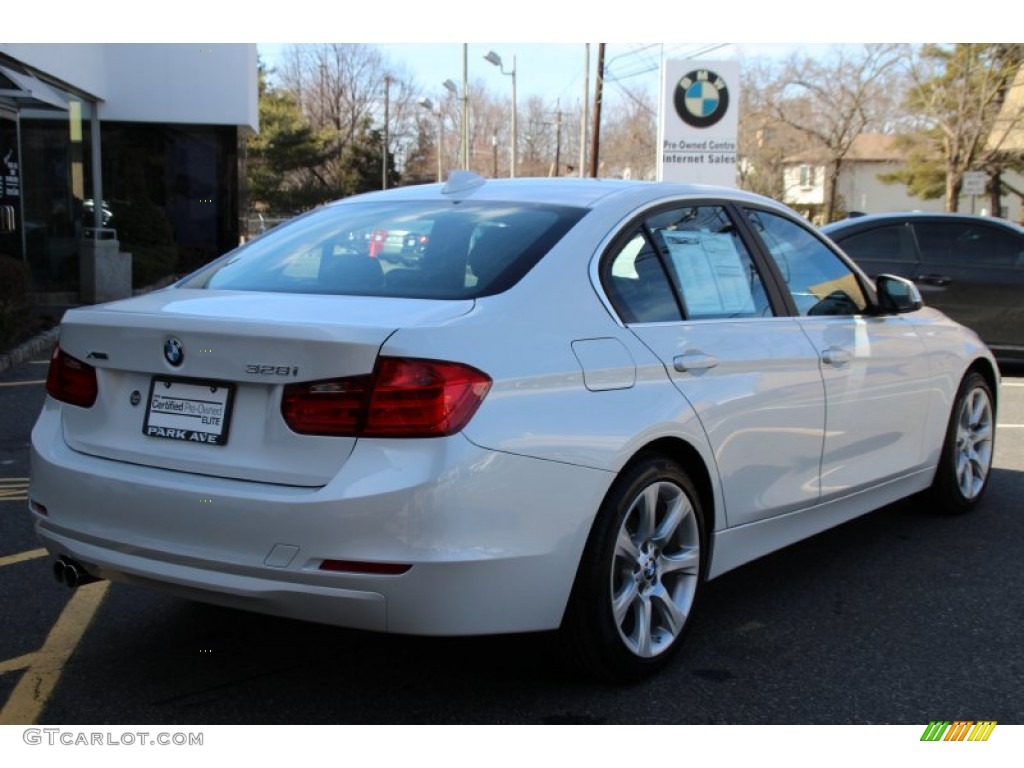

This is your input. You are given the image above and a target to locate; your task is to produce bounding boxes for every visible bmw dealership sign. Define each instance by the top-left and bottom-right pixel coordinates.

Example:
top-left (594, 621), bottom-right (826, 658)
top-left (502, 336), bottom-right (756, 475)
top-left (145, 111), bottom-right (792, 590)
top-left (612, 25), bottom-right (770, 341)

top-left (658, 61), bottom-right (739, 186)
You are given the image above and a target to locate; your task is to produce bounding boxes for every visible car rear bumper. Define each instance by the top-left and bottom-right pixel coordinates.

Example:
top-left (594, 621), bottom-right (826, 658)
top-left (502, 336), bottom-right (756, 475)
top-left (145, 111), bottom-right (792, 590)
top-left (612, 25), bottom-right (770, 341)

top-left (30, 403), bottom-right (612, 635)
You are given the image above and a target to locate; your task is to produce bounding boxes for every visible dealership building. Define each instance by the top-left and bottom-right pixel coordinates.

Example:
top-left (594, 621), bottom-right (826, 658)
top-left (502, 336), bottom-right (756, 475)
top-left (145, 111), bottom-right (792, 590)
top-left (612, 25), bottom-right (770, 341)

top-left (0, 44), bottom-right (258, 300)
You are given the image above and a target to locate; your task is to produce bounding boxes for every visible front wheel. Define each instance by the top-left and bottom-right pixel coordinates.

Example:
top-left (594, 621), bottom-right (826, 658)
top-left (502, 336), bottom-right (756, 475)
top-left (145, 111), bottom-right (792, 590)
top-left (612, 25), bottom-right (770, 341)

top-left (561, 455), bottom-right (706, 681)
top-left (928, 371), bottom-right (996, 514)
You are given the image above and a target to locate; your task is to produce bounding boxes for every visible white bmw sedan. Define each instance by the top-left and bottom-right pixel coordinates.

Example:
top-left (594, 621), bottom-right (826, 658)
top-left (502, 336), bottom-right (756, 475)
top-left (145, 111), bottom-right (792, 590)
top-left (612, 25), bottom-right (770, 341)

top-left (30, 174), bottom-right (998, 680)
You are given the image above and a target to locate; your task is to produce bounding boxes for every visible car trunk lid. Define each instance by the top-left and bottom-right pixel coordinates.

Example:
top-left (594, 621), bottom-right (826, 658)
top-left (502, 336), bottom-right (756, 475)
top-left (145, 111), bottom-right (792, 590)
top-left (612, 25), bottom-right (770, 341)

top-left (53, 289), bottom-right (474, 486)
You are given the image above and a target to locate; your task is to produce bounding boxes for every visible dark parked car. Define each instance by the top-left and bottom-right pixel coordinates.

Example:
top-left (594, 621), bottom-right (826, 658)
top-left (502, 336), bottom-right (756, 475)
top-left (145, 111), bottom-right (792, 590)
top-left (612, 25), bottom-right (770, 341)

top-left (822, 212), bottom-right (1024, 362)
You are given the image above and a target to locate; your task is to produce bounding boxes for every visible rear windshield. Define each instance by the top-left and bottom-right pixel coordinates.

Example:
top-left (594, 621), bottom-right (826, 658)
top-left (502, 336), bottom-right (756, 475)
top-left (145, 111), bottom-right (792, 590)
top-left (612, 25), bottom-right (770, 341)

top-left (179, 200), bottom-right (587, 298)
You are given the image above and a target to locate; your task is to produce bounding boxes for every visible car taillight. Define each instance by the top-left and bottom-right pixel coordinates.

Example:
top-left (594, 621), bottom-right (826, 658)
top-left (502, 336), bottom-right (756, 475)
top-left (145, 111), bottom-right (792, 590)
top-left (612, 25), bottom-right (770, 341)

top-left (281, 357), bottom-right (491, 438)
top-left (45, 346), bottom-right (98, 408)
top-left (368, 229), bottom-right (387, 258)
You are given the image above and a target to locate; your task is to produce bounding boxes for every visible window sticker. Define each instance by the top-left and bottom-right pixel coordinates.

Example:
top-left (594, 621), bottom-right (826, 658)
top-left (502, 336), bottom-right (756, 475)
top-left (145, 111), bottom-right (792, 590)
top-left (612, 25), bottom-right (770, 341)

top-left (661, 230), bottom-right (755, 317)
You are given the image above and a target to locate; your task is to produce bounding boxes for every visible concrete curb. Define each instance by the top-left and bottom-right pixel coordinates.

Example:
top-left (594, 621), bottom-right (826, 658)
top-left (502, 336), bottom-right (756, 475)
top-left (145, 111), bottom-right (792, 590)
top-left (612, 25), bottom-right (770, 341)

top-left (0, 327), bottom-right (60, 374)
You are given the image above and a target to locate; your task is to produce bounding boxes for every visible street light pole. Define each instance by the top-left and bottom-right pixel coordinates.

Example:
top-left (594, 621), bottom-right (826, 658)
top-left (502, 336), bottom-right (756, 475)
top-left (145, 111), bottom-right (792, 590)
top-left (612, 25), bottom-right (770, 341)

top-left (382, 74), bottom-right (391, 190)
top-left (417, 97), bottom-right (443, 182)
top-left (484, 50), bottom-right (517, 178)
top-left (443, 78), bottom-right (462, 171)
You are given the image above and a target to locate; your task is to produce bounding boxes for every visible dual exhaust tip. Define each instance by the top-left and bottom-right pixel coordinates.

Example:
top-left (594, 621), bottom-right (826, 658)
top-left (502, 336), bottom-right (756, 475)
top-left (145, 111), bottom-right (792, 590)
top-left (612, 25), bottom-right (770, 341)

top-left (52, 556), bottom-right (101, 589)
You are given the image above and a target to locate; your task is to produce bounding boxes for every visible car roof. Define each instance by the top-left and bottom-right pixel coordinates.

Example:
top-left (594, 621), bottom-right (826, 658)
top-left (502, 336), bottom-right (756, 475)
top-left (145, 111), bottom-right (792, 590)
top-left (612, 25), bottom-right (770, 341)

top-left (330, 174), bottom-right (792, 214)
top-left (823, 211), bottom-right (1024, 235)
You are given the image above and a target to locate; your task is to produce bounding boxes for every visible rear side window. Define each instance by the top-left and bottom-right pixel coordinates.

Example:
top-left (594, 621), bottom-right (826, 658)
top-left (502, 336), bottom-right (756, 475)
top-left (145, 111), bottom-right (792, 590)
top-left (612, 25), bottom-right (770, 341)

top-left (601, 205), bottom-right (774, 323)
top-left (646, 205), bottom-right (773, 320)
top-left (604, 231), bottom-right (683, 323)
top-left (180, 201), bottom-right (586, 298)
top-left (914, 222), bottom-right (1024, 268)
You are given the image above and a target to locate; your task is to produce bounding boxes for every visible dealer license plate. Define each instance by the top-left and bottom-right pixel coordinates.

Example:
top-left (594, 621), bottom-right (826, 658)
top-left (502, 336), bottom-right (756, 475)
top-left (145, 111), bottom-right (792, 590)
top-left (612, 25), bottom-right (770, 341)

top-left (143, 378), bottom-right (235, 445)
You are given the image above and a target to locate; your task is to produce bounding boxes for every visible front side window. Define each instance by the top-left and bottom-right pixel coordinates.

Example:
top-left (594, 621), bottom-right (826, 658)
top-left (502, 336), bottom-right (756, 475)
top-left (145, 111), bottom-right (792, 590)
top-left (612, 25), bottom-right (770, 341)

top-left (179, 200), bottom-right (586, 299)
top-left (835, 224), bottom-right (917, 265)
top-left (747, 209), bottom-right (868, 316)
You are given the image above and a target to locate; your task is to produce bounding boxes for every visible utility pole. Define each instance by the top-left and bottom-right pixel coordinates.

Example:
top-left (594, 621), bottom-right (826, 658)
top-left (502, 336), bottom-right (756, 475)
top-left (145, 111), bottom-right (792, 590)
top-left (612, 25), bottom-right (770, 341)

top-left (580, 43), bottom-right (589, 178)
top-left (552, 108), bottom-right (563, 177)
top-left (589, 43), bottom-right (605, 178)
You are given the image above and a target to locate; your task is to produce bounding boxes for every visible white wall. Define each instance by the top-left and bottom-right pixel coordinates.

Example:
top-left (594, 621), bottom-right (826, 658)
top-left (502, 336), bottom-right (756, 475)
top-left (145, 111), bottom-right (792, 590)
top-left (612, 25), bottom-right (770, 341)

top-left (782, 165), bottom-right (823, 207)
top-left (0, 43), bottom-right (257, 131)
top-left (839, 162), bottom-right (943, 214)
top-left (784, 160), bottom-right (1023, 223)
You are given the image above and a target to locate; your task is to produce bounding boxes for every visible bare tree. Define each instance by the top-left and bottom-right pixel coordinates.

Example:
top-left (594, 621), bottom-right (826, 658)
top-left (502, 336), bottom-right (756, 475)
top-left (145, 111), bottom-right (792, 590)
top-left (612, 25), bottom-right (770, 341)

top-left (275, 44), bottom-right (420, 191)
top-left (736, 58), bottom-right (807, 200)
top-left (519, 95), bottom-right (559, 177)
top-left (773, 44), bottom-right (908, 222)
top-left (599, 84), bottom-right (657, 179)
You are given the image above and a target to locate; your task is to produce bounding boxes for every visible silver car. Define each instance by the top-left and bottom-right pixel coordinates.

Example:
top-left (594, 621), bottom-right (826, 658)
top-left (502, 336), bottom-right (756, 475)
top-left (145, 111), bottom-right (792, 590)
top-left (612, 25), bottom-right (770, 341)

top-left (31, 174), bottom-right (998, 680)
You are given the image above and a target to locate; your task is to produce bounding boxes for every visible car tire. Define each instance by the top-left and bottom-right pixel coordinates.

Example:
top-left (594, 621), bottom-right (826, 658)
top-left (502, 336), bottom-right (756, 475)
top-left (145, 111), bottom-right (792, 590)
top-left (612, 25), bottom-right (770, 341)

top-left (928, 371), bottom-right (996, 515)
top-left (561, 454), bottom-right (706, 682)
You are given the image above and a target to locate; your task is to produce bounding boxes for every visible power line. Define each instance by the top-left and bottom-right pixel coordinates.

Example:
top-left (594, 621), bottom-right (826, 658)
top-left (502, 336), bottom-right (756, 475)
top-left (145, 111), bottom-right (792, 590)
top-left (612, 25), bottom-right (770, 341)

top-left (606, 43), bottom-right (732, 82)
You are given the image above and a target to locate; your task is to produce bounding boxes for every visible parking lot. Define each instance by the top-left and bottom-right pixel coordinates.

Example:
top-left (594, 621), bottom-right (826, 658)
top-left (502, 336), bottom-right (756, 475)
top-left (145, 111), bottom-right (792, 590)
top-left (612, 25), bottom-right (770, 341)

top-left (1, 350), bottom-right (1022, 725)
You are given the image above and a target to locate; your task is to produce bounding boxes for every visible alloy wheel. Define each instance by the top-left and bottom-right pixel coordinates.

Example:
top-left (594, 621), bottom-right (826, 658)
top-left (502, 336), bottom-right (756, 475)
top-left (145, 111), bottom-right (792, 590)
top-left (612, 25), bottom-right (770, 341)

top-left (955, 385), bottom-right (994, 500)
top-left (611, 480), bottom-right (701, 658)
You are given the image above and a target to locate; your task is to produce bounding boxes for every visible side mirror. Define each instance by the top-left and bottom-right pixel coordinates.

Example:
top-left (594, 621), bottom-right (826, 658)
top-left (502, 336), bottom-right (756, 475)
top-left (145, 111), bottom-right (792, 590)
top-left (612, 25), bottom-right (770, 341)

top-left (876, 274), bottom-right (923, 314)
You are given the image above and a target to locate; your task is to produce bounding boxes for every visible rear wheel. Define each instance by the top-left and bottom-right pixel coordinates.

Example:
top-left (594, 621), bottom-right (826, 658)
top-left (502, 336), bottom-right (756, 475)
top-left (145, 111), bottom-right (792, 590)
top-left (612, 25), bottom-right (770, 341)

top-left (928, 371), bottom-right (995, 514)
top-left (561, 455), bottom-right (706, 681)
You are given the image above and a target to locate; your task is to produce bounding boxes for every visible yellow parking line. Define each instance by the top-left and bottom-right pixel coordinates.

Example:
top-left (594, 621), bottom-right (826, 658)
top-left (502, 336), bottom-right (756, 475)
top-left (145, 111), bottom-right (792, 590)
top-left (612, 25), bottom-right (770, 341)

top-left (0, 549), bottom-right (47, 568)
top-left (0, 581), bottom-right (110, 725)
top-left (0, 652), bottom-right (39, 677)
top-left (0, 479), bottom-right (29, 503)
top-left (0, 379), bottom-right (46, 387)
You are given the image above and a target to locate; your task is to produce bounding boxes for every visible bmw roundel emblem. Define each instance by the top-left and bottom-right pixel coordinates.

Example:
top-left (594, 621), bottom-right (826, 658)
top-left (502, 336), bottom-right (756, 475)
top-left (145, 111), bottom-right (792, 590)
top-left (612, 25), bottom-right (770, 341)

top-left (164, 337), bottom-right (185, 367)
top-left (674, 69), bottom-right (730, 129)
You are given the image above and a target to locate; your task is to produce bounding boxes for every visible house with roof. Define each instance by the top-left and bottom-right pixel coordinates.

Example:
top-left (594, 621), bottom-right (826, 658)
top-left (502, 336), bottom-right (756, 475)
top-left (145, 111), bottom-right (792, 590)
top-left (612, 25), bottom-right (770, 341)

top-left (783, 135), bottom-right (943, 223)
top-left (782, 133), bottom-right (1023, 224)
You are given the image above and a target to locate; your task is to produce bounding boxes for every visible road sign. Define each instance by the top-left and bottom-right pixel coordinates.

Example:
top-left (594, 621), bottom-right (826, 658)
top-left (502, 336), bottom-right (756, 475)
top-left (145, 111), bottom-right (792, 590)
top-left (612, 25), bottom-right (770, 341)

top-left (962, 171), bottom-right (987, 196)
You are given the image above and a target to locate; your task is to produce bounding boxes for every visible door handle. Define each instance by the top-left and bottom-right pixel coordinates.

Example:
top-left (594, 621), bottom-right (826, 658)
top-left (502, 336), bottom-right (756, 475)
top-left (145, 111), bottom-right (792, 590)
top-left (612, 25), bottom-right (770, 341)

top-left (673, 352), bottom-right (719, 372)
top-left (915, 273), bottom-right (951, 287)
top-left (821, 347), bottom-right (852, 367)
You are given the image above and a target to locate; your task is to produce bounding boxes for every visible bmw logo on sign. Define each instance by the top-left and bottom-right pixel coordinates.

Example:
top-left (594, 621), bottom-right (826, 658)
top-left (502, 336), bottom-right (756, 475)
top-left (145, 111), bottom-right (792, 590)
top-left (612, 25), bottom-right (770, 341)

top-left (674, 69), bottom-right (730, 129)
top-left (164, 337), bottom-right (185, 367)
